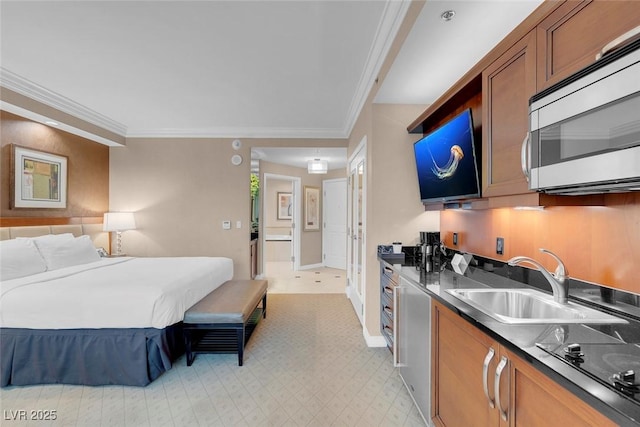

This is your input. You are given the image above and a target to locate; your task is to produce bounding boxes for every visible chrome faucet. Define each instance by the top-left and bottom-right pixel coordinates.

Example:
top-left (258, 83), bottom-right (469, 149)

top-left (507, 248), bottom-right (569, 304)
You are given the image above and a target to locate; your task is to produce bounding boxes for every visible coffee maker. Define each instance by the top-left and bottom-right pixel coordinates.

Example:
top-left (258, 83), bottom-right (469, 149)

top-left (419, 231), bottom-right (440, 270)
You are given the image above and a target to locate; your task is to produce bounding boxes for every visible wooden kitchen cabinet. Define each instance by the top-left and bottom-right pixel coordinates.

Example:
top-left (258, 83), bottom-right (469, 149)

top-left (432, 300), bottom-right (498, 427)
top-left (481, 30), bottom-right (536, 199)
top-left (504, 347), bottom-right (614, 427)
top-left (431, 300), bottom-right (615, 427)
top-left (536, 0), bottom-right (640, 91)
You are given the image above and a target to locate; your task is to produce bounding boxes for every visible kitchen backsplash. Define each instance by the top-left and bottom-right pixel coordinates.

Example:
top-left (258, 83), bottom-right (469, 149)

top-left (440, 193), bottom-right (640, 294)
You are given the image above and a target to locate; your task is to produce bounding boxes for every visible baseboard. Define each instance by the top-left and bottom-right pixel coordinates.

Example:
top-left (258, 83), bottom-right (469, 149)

top-left (364, 326), bottom-right (387, 348)
top-left (298, 263), bottom-right (323, 271)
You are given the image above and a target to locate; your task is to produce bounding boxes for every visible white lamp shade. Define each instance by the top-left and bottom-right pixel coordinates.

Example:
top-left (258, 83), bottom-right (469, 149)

top-left (103, 212), bottom-right (137, 232)
top-left (308, 159), bottom-right (328, 174)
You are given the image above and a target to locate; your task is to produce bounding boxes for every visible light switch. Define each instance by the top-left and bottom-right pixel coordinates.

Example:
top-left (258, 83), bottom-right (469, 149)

top-left (236, 221), bottom-right (242, 229)
top-left (222, 220), bottom-right (231, 230)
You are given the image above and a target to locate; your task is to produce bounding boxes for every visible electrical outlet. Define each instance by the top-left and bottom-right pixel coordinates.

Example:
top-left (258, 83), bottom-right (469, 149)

top-left (453, 233), bottom-right (458, 246)
top-left (496, 237), bottom-right (504, 255)
top-left (222, 220), bottom-right (231, 230)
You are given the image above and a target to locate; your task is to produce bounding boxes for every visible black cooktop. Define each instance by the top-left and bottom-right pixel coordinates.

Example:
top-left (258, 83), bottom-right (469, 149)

top-left (538, 342), bottom-right (640, 403)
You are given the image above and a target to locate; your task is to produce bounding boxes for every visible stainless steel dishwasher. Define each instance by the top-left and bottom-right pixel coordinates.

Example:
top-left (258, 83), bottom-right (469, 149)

top-left (397, 276), bottom-right (432, 426)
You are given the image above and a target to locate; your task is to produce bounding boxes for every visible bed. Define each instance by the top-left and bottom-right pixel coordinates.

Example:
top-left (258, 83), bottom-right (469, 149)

top-left (0, 226), bottom-right (233, 387)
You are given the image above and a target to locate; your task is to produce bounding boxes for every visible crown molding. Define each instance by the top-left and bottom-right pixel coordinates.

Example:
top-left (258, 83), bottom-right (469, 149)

top-left (1, 67), bottom-right (349, 140)
top-left (0, 101), bottom-right (125, 147)
top-left (0, 67), bottom-right (127, 137)
top-left (341, 0), bottom-right (411, 138)
top-left (126, 126), bottom-right (348, 140)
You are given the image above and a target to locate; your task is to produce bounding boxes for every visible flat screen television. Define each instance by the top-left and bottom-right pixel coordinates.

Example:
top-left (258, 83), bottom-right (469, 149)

top-left (413, 109), bottom-right (481, 203)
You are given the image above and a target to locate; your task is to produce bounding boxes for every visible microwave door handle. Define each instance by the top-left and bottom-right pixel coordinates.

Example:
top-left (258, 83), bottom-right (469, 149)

top-left (596, 25), bottom-right (640, 60)
top-left (521, 132), bottom-right (531, 182)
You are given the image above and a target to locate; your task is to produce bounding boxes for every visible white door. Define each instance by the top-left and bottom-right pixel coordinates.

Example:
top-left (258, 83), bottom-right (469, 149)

top-left (347, 138), bottom-right (366, 324)
top-left (323, 178), bottom-right (347, 270)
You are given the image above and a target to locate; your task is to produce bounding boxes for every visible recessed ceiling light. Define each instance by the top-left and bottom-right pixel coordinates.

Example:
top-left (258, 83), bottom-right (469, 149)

top-left (441, 10), bottom-right (455, 21)
top-left (45, 120), bottom-right (59, 126)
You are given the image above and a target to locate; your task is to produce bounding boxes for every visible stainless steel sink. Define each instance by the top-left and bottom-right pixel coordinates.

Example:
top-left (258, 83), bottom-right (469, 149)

top-left (446, 288), bottom-right (627, 324)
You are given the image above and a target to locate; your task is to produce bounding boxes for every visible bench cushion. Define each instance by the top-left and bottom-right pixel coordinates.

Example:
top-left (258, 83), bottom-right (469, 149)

top-left (184, 280), bottom-right (267, 324)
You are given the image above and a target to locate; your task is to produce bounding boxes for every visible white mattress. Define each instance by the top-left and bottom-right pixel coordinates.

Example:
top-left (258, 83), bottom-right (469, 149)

top-left (0, 257), bottom-right (233, 329)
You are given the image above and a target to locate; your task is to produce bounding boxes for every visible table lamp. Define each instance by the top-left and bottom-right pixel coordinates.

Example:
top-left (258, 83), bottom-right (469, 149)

top-left (103, 212), bottom-right (136, 256)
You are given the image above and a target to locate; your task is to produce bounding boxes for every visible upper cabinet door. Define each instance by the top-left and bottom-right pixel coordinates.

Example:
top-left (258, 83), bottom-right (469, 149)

top-left (482, 30), bottom-right (536, 199)
top-left (536, 0), bottom-right (640, 91)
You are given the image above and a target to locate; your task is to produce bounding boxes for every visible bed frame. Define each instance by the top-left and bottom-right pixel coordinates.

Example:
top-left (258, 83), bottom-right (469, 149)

top-left (0, 221), bottom-right (186, 387)
top-left (0, 222), bottom-right (108, 247)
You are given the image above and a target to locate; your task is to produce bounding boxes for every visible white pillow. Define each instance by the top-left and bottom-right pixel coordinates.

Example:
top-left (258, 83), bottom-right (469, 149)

top-left (35, 235), bottom-right (101, 271)
top-left (19, 233), bottom-right (75, 245)
top-left (0, 239), bottom-right (48, 281)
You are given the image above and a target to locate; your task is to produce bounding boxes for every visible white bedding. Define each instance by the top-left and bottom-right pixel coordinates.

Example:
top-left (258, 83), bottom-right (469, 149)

top-left (0, 257), bottom-right (233, 329)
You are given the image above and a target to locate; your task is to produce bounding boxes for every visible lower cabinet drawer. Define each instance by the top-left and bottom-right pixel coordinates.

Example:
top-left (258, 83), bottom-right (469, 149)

top-left (381, 311), bottom-right (394, 348)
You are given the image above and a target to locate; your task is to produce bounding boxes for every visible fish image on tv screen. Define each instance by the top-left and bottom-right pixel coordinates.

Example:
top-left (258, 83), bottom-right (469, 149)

top-left (413, 109), bottom-right (480, 203)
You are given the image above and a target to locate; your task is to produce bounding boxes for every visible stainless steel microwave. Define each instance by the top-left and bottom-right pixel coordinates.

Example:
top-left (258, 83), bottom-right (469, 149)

top-left (526, 37), bottom-right (640, 195)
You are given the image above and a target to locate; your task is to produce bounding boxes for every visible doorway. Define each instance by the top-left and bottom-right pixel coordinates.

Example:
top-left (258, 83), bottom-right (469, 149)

top-left (252, 146), bottom-right (348, 294)
top-left (261, 173), bottom-right (301, 279)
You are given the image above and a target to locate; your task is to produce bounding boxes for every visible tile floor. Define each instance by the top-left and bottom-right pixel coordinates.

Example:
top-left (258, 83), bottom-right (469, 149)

top-left (0, 295), bottom-right (425, 427)
top-left (263, 262), bottom-right (347, 294)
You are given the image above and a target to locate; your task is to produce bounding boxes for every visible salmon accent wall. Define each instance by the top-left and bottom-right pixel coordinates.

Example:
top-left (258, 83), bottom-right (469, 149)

top-left (1, 111), bottom-right (109, 218)
top-left (441, 193), bottom-right (640, 293)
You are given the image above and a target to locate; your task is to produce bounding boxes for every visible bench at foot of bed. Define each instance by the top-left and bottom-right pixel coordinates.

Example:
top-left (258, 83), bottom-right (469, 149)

top-left (183, 279), bottom-right (267, 366)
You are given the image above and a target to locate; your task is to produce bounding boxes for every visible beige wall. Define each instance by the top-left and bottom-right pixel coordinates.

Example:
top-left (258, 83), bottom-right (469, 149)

top-left (109, 138), bottom-right (347, 279)
top-left (109, 138), bottom-right (252, 278)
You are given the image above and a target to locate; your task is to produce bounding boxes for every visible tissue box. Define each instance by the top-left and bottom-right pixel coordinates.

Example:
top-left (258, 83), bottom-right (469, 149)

top-left (451, 253), bottom-right (474, 275)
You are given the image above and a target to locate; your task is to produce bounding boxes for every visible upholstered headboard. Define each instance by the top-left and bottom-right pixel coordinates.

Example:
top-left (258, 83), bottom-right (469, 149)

top-left (0, 224), bottom-right (109, 250)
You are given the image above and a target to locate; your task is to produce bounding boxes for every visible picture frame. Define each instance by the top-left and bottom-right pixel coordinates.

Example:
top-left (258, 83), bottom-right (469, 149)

top-left (11, 145), bottom-right (68, 209)
top-left (304, 186), bottom-right (320, 231)
top-left (277, 192), bottom-right (292, 220)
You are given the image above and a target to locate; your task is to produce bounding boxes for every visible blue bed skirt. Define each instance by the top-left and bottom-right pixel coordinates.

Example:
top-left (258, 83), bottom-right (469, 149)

top-left (0, 324), bottom-right (184, 387)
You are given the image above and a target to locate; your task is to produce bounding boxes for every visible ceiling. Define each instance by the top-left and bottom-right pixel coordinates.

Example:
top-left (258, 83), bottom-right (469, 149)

top-left (376, 0), bottom-right (544, 104)
top-left (1, 0), bottom-right (543, 164)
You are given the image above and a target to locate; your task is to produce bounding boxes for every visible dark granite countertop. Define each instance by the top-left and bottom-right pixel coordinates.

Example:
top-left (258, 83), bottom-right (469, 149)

top-left (379, 253), bottom-right (640, 426)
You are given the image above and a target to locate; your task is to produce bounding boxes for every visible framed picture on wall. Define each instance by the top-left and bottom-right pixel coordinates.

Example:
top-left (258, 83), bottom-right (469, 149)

top-left (11, 145), bottom-right (68, 209)
top-left (277, 192), bottom-right (292, 220)
top-left (304, 186), bottom-right (320, 231)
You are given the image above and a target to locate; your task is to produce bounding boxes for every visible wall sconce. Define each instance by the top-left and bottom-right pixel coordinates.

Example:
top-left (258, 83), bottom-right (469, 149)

top-left (308, 158), bottom-right (328, 174)
top-left (103, 212), bottom-right (136, 256)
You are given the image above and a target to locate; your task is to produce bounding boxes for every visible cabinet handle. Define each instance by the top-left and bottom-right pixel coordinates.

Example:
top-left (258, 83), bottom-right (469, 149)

top-left (383, 306), bottom-right (393, 316)
top-left (495, 356), bottom-right (509, 422)
top-left (384, 286), bottom-right (393, 295)
top-left (520, 132), bottom-right (530, 182)
top-left (392, 285), bottom-right (400, 367)
top-left (482, 347), bottom-right (496, 408)
top-left (383, 326), bottom-right (393, 337)
top-left (596, 25), bottom-right (640, 60)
